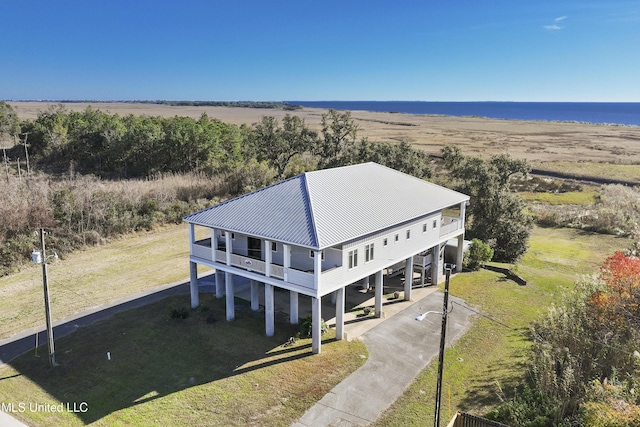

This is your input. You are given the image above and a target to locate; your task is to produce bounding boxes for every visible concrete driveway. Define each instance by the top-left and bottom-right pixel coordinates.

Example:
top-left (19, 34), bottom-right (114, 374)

top-left (293, 289), bottom-right (475, 427)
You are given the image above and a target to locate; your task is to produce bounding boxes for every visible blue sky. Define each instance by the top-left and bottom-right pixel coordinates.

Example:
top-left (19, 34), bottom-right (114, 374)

top-left (1, 1), bottom-right (639, 101)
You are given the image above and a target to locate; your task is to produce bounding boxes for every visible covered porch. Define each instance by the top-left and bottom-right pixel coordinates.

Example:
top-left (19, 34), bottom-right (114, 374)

top-left (194, 270), bottom-right (442, 342)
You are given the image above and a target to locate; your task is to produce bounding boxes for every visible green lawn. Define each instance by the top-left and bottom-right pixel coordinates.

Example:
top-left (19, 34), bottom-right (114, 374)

top-left (0, 224), bottom-right (211, 340)
top-left (373, 227), bottom-right (625, 426)
top-left (1, 220), bottom-right (628, 426)
top-left (519, 189), bottom-right (598, 205)
top-left (0, 294), bottom-right (367, 426)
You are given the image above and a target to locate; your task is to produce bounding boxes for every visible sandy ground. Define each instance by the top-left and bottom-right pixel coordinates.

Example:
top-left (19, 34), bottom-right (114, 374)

top-left (9, 101), bottom-right (640, 164)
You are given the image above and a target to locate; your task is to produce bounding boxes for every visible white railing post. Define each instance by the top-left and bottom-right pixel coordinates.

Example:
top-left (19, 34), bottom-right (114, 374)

top-left (189, 223), bottom-right (195, 255)
top-left (225, 231), bottom-right (232, 265)
top-left (313, 250), bottom-right (322, 290)
top-left (265, 239), bottom-right (271, 277)
top-left (283, 244), bottom-right (290, 282)
top-left (211, 228), bottom-right (216, 262)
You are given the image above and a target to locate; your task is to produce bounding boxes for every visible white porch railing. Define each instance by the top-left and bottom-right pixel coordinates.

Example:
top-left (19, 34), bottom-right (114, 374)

top-left (440, 216), bottom-right (462, 237)
top-left (271, 264), bottom-right (285, 279)
top-left (288, 269), bottom-right (314, 288)
top-left (191, 240), bottom-right (314, 288)
top-left (192, 241), bottom-right (211, 260)
top-left (230, 253), bottom-right (266, 274)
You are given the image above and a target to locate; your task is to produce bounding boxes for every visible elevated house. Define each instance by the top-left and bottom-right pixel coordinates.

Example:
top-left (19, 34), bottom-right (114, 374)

top-left (184, 162), bottom-right (469, 353)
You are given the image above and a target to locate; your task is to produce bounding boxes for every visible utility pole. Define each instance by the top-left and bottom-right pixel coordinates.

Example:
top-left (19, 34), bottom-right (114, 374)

top-left (33, 229), bottom-right (57, 367)
top-left (434, 267), bottom-right (451, 427)
top-left (22, 132), bottom-right (31, 177)
top-left (415, 266), bottom-right (453, 427)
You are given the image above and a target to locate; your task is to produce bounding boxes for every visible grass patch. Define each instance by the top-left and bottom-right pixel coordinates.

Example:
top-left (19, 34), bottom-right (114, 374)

top-left (535, 162), bottom-right (640, 185)
top-left (0, 224), bottom-right (211, 339)
top-left (519, 189), bottom-right (598, 205)
top-left (0, 293), bottom-right (367, 426)
top-left (373, 226), bottom-right (627, 426)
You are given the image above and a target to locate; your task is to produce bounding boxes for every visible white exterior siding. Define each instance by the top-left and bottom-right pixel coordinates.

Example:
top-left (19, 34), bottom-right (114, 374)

top-left (190, 209), bottom-right (464, 296)
top-left (320, 212), bottom-right (450, 292)
top-left (322, 247), bottom-right (342, 270)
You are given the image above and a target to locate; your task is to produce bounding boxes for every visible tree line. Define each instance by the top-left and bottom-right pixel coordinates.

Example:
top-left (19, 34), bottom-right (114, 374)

top-left (1, 102), bottom-right (431, 181)
top-left (1, 101), bottom-right (535, 274)
top-left (0, 102), bottom-right (441, 275)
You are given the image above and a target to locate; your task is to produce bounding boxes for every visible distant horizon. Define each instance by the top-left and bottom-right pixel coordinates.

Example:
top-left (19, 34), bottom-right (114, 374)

top-left (6, 99), bottom-right (640, 104)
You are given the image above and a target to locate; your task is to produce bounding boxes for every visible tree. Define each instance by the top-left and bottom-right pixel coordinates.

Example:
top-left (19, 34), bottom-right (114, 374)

top-left (252, 114), bottom-right (317, 177)
top-left (0, 102), bottom-right (20, 181)
top-left (442, 145), bottom-right (532, 262)
top-left (315, 109), bottom-right (359, 168)
top-left (354, 139), bottom-right (431, 179)
top-left (31, 104), bottom-right (70, 158)
top-left (0, 101), bottom-right (20, 143)
top-left (464, 238), bottom-right (494, 271)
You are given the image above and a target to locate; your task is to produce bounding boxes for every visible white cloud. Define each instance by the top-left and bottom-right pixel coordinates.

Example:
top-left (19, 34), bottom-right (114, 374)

top-left (544, 16), bottom-right (567, 30)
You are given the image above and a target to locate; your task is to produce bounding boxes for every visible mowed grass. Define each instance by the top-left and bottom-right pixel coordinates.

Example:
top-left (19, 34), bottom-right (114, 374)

top-left (0, 293), bottom-right (367, 426)
top-left (0, 224), bottom-right (211, 340)
top-left (373, 227), bottom-right (626, 426)
top-left (519, 189), bottom-right (598, 205)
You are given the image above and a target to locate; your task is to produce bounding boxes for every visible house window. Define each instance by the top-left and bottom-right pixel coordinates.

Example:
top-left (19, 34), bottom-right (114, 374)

top-left (433, 220), bottom-right (437, 229)
top-left (310, 250), bottom-right (325, 260)
top-left (365, 244), bottom-right (374, 262)
top-left (383, 238), bottom-right (388, 246)
top-left (348, 249), bottom-right (358, 269)
top-left (423, 224), bottom-right (427, 233)
top-left (406, 230), bottom-right (411, 240)
top-left (271, 242), bottom-right (277, 252)
top-left (248, 237), bottom-right (261, 260)
top-left (394, 234), bottom-right (399, 242)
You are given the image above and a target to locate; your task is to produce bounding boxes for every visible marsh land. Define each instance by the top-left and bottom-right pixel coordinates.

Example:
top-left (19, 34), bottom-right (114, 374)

top-left (10, 101), bottom-right (640, 166)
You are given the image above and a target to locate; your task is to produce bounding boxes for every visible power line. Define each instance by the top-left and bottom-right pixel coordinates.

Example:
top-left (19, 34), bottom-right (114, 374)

top-left (451, 300), bottom-right (640, 362)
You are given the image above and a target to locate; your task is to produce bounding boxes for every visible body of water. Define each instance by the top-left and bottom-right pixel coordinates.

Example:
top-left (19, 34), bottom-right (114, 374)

top-left (289, 101), bottom-right (640, 127)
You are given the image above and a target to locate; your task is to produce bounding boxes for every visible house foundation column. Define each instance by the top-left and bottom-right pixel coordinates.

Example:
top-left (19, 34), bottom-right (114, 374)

top-left (431, 244), bottom-right (440, 285)
top-left (312, 296), bottom-right (321, 354)
top-left (225, 272), bottom-right (234, 321)
top-left (265, 284), bottom-right (274, 336)
top-left (290, 291), bottom-right (299, 324)
top-left (404, 256), bottom-right (413, 301)
top-left (456, 234), bottom-right (465, 273)
top-left (215, 270), bottom-right (224, 298)
top-left (250, 280), bottom-right (260, 311)
top-left (189, 261), bottom-right (199, 308)
top-left (362, 275), bottom-right (370, 292)
top-left (375, 270), bottom-right (384, 318)
top-left (335, 287), bottom-right (345, 340)
top-left (457, 201), bottom-right (467, 271)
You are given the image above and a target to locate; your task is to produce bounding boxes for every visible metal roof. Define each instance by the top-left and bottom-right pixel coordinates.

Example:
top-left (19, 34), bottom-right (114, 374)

top-left (184, 162), bottom-right (469, 249)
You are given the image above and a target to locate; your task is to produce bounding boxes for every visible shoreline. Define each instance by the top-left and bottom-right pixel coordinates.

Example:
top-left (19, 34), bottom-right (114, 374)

top-left (8, 101), bottom-right (640, 165)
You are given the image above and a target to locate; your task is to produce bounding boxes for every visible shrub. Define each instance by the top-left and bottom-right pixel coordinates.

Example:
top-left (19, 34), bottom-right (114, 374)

top-left (580, 378), bottom-right (640, 427)
top-left (464, 238), bottom-right (494, 271)
top-left (486, 383), bottom-right (567, 427)
top-left (169, 306), bottom-right (189, 320)
top-left (299, 315), bottom-right (328, 337)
